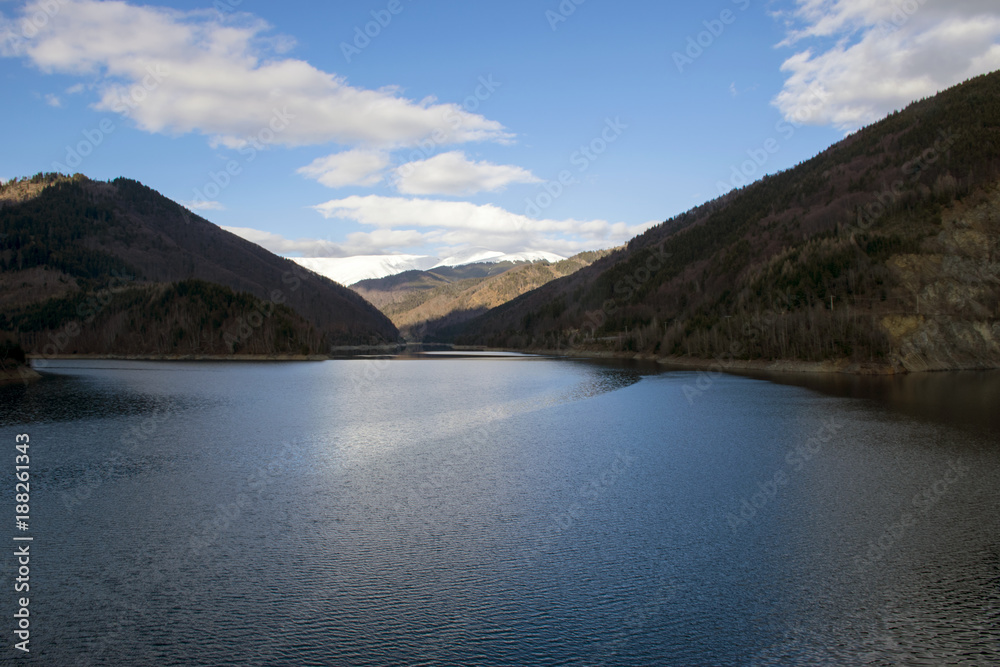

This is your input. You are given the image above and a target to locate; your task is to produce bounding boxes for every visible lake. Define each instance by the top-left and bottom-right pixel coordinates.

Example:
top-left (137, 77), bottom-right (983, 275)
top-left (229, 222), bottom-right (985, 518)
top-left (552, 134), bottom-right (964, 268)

top-left (1, 355), bottom-right (998, 665)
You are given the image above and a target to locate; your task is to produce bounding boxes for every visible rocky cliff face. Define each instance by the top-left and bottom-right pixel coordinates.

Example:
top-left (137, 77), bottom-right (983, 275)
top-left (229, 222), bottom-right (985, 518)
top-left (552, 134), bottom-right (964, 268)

top-left (884, 187), bottom-right (1000, 371)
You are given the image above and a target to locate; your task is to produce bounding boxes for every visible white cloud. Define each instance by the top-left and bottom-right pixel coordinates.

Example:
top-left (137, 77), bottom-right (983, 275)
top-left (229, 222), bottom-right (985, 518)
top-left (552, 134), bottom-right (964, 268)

top-left (43, 92), bottom-right (60, 106)
top-left (225, 223), bottom-right (633, 262)
top-left (297, 149), bottom-right (390, 188)
top-left (222, 225), bottom-right (428, 257)
top-left (775, 0), bottom-right (1000, 131)
top-left (222, 226), bottom-right (349, 257)
top-left (343, 228), bottom-right (429, 254)
top-left (393, 151), bottom-right (540, 196)
top-left (2, 0), bottom-right (511, 149)
top-left (311, 195), bottom-right (656, 255)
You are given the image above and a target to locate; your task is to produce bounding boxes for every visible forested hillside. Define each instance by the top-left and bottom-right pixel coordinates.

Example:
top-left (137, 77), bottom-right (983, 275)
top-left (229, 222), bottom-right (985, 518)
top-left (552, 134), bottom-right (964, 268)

top-left (353, 251), bottom-right (610, 340)
top-left (0, 174), bottom-right (399, 357)
top-left (453, 72), bottom-right (1000, 372)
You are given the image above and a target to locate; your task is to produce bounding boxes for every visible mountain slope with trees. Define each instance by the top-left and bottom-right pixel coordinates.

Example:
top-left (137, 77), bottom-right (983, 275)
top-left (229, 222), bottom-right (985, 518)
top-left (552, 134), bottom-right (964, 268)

top-left (0, 174), bottom-right (399, 357)
top-left (353, 251), bottom-right (611, 340)
top-left (452, 72), bottom-right (1000, 372)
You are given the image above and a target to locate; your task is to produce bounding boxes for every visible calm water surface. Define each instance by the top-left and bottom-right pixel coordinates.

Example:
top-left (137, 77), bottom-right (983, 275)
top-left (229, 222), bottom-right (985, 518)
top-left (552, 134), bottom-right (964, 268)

top-left (0, 356), bottom-right (997, 665)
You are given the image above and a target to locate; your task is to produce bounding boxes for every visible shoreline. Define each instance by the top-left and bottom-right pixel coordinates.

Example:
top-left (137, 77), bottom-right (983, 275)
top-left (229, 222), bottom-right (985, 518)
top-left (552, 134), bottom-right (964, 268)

top-left (15, 348), bottom-right (999, 375)
top-left (25, 353), bottom-right (332, 363)
top-left (655, 355), bottom-right (903, 375)
top-left (464, 346), bottom-right (1000, 375)
top-left (0, 366), bottom-right (41, 385)
top-left (456, 345), bottom-right (900, 374)
top-left (24, 345), bottom-right (405, 363)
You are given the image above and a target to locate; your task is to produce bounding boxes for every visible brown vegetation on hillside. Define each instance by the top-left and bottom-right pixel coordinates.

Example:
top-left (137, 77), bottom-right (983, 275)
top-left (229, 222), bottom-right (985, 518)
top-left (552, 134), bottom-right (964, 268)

top-left (354, 251), bottom-right (610, 340)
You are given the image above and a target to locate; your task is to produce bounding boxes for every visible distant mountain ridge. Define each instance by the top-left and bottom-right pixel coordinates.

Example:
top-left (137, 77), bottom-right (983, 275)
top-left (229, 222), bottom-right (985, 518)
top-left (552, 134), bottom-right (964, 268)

top-left (353, 250), bottom-right (610, 341)
top-left (451, 72), bottom-right (1000, 372)
top-left (0, 174), bottom-right (399, 356)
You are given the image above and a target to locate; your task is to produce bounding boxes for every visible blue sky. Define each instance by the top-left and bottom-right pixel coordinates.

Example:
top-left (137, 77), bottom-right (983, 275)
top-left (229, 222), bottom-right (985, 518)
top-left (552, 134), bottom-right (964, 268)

top-left (2, 0), bottom-right (999, 259)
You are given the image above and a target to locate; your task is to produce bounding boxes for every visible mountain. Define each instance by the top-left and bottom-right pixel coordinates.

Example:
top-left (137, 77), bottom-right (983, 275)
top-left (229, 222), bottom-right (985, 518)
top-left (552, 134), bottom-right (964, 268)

top-left (451, 72), bottom-right (1000, 373)
top-left (293, 255), bottom-right (441, 286)
top-left (353, 250), bottom-right (610, 341)
top-left (290, 249), bottom-right (566, 286)
top-left (430, 249), bottom-right (566, 269)
top-left (0, 174), bottom-right (399, 357)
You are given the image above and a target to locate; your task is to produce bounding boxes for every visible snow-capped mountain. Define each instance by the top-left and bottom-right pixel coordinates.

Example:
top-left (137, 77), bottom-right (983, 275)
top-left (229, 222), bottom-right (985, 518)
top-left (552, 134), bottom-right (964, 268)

top-left (291, 249), bottom-right (566, 286)
top-left (431, 249), bottom-right (506, 267)
top-left (432, 249), bottom-right (566, 268)
top-left (293, 255), bottom-right (440, 286)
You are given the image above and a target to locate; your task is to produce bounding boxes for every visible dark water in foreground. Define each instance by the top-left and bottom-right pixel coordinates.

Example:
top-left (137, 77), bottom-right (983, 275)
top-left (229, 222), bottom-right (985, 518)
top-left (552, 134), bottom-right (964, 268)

top-left (0, 356), bottom-right (997, 665)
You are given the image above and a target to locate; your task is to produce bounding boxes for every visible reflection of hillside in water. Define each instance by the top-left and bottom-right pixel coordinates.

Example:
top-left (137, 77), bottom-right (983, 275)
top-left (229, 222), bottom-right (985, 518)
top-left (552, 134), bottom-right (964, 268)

top-left (0, 371), bottom-right (187, 426)
top-left (735, 369), bottom-right (1000, 435)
